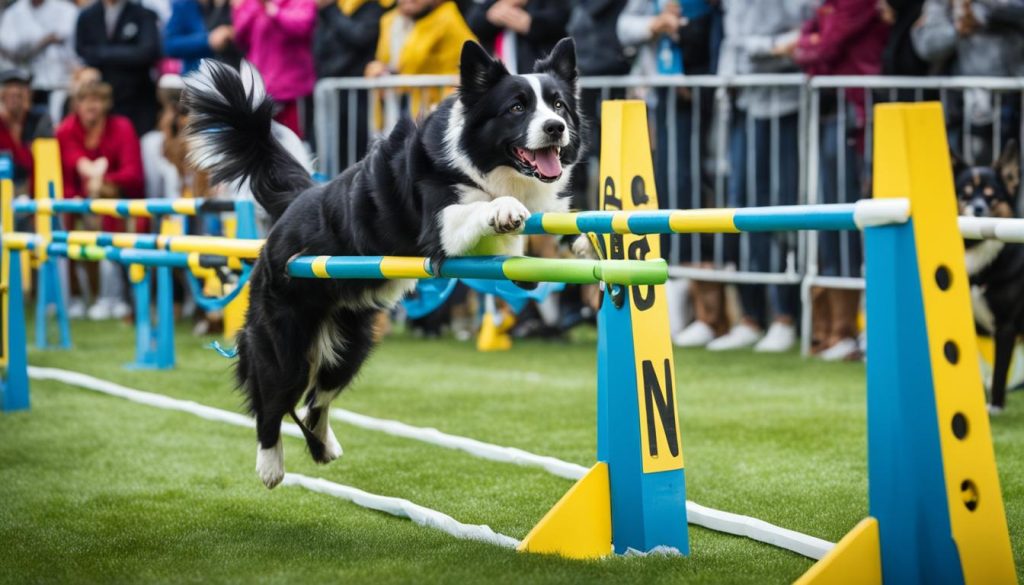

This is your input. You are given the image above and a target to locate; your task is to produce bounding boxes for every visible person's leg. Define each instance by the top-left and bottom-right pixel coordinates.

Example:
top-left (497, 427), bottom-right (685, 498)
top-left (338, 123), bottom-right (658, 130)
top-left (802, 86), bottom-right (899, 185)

top-left (817, 111), bottom-right (863, 360)
top-left (708, 109), bottom-right (761, 350)
top-left (759, 113), bottom-right (800, 351)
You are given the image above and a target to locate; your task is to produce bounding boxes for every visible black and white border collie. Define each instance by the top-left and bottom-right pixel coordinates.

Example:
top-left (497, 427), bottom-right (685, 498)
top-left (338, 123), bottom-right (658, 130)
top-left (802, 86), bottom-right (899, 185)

top-left (183, 39), bottom-right (584, 488)
top-left (954, 141), bottom-right (1023, 414)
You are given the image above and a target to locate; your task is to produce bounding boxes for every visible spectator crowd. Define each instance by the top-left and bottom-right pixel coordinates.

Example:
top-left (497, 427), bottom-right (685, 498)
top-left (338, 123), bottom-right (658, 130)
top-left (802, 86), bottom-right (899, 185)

top-left (0, 0), bottom-right (1021, 357)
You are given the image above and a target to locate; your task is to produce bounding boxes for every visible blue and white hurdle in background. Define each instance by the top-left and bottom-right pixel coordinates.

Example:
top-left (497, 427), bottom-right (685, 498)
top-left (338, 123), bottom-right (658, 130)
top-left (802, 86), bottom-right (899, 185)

top-left (4, 138), bottom-right (260, 370)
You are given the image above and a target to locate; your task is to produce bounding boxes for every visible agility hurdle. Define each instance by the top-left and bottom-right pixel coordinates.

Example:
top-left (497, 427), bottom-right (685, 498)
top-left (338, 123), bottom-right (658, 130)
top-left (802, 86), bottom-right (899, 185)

top-left (6, 150), bottom-right (260, 370)
top-left (283, 101), bottom-right (1015, 581)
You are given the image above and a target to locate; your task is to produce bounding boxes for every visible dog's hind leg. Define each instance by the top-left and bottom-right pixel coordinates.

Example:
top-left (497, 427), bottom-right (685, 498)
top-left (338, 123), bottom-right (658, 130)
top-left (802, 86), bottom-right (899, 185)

top-left (303, 308), bottom-right (380, 464)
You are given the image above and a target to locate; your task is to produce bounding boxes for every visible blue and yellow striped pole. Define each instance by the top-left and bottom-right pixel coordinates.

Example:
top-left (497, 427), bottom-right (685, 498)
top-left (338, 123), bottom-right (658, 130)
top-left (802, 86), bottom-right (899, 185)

top-left (522, 199), bottom-right (910, 235)
top-left (287, 255), bottom-right (668, 286)
top-left (12, 197), bottom-right (239, 218)
top-left (3, 231), bottom-right (264, 260)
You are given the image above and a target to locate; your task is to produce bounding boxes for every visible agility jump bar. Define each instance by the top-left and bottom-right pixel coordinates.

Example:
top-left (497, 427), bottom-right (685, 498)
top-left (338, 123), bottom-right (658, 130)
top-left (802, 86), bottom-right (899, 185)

top-left (288, 255), bottom-right (668, 286)
top-left (12, 198), bottom-right (239, 218)
top-left (6, 240), bottom-right (241, 270)
top-left (3, 231), bottom-right (263, 259)
top-left (523, 199), bottom-right (910, 235)
top-left (958, 217), bottom-right (1024, 244)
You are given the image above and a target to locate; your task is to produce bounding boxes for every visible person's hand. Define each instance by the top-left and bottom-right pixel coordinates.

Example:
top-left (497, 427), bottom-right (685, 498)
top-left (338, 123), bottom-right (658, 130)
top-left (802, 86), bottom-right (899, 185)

top-left (364, 60), bottom-right (388, 78)
top-left (772, 37), bottom-right (798, 57)
top-left (877, 0), bottom-right (896, 24)
top-left (486, 1), bottom-right (512, 27)
top-left (38, 33), bottom-right (62, 49)
top-left (955, 2), bottom-right (979, 36)
top-left (76, 158), bottom-right (93, 179)
top-left (207, 25), bottom-right (234, 51)
top-left (501, 6), bottom-right (531, 34)
top-left (649, 11), bottom-right (682, 37)
top-left (230, 0), bottom-right (246, 9)
top-left (316, 0), bottom-right (334, 9)
top-left (98, 181), bottom-right (120, 199)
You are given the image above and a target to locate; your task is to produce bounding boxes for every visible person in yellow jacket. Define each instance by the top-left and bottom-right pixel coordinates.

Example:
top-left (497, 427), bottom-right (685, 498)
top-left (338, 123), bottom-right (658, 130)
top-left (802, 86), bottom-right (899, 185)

top-left (365, 0), bottom-right (477, 118)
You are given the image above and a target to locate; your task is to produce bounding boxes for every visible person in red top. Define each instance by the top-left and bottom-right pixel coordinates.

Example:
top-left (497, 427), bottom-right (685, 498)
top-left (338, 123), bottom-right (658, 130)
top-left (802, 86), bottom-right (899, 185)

top-left (56, 79), bottom-right (144, 320)
top-left (0, 69), bottom-right (54, 194)
top-left (790, 0), bottom-right (889, 361)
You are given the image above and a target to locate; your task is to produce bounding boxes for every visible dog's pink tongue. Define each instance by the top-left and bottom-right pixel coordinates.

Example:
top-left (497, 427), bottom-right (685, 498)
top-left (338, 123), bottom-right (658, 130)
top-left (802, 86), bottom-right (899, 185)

top-left (534, 148), bottom-right (562, 178)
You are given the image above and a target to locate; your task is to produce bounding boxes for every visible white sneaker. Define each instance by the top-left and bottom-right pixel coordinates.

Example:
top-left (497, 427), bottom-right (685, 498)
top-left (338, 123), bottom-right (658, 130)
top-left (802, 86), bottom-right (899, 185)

top-left (87, 300), bottom-right (113, 321)
top-left (706, 323), bottom-right (762, 351)
top-left (111, 301), bottom-right (131, 320)
top-left (673, 321), bottom-right (715, 348)
top-left (754, 322), bottom-right (796, 353)
top-left (67, 297), bottom-right (87, 319)
top-left (988, 403), bottom-right (1005, 416)
top-left (819, 337), bottom-right (859, 361)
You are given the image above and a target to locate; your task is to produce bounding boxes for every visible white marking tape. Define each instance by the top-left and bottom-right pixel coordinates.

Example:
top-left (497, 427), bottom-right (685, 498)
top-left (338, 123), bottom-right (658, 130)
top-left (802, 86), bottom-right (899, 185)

top-left (28, 366), bottom-right (834, 560)
top-left (331, 408), bottom-right (834, 560)
top-left (27, 366), bottom-right (518, 549)
top-left (282, 474), bottom-right (519, 549)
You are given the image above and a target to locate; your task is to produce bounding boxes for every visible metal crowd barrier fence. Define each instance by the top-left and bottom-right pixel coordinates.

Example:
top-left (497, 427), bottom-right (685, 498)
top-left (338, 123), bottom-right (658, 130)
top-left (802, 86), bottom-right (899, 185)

top-left (801, 76), bottom-right (1024, 355)
top-left (313, 74), bottom-right (1024, 355)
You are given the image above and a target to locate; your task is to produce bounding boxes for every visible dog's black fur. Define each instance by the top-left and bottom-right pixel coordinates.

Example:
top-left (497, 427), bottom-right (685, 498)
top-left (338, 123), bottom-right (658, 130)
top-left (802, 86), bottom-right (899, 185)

top-left (183, 40), bottom-right (584, 487)
top-left (954, 141), bottom-right (1024, 411)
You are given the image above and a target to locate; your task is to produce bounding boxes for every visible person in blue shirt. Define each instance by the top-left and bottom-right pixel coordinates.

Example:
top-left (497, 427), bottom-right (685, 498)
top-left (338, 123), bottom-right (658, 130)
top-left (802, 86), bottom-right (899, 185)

top-left (164, 0), bottom-right (242, 74)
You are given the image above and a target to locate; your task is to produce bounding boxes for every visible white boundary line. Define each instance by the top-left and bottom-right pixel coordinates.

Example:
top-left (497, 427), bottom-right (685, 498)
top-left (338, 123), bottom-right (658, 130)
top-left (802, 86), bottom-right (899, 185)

top-left (28, 366), bottom-right (834, 560)
top-left (331, 408), bottom-right (834, 560)
top-left (26, 366), bottom-right (520, 549)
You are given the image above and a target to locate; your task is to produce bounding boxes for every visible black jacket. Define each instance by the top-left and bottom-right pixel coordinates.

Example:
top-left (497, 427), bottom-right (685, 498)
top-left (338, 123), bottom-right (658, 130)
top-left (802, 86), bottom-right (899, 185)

top-left (75, 1), bottom-right (161, 134)
top-left (313, 1), bottom-right (383, 78)
top-left (465, 0), bottom-right (570, 74)
top-left (567, 0), bottom-right (631, 76)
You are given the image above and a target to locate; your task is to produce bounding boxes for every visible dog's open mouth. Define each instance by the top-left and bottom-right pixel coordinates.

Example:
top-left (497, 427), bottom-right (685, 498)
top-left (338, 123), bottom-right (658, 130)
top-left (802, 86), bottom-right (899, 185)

top-left (513, 146), bottom-right (562, 182)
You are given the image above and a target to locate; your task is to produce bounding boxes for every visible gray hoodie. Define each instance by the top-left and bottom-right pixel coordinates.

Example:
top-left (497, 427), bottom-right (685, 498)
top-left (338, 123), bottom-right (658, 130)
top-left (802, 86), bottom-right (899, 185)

top-left (717, 0), bottom-right (816, 118)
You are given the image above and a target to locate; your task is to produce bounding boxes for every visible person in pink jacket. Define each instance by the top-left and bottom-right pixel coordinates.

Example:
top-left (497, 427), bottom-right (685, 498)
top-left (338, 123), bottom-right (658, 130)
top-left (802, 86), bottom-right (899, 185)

top-left (231, 0), bottom-right (316, 137)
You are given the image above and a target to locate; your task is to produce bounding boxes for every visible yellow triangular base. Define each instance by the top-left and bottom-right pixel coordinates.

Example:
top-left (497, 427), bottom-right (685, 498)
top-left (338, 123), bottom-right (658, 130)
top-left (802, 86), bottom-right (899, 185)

top-left (476, 311), bottom-right (513, 352)
top-left (518, 462), bottom-right (612, 559)
top-left (795, 517), bottom-right (882, 585)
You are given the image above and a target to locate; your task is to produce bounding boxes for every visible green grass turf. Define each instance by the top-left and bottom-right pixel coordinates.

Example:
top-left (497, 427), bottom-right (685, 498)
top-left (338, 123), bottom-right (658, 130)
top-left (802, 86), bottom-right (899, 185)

top-left (2, 317), bottom-right (1023, 584)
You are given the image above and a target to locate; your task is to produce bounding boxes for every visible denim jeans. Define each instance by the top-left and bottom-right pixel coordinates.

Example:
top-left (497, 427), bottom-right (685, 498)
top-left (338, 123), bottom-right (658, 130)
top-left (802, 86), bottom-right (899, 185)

top-left (654, 87), bottom-right (701, 264)
top-left (726, 110), bottom-right (800, 327)
top-left (817, 112), bottom-right (863, 278)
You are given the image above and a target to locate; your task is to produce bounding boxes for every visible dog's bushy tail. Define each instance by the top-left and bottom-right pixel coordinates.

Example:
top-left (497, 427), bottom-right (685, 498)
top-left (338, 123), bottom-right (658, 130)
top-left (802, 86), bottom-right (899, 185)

top-left (183, 60), bottom-right (313, 222)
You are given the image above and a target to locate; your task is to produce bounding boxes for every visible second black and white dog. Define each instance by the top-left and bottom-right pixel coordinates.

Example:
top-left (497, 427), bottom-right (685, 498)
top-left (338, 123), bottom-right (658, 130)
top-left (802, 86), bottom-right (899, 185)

top-left (955, 141), bottom-right (1024, 413)
top-left (183, 39), bottom-right (584, 487)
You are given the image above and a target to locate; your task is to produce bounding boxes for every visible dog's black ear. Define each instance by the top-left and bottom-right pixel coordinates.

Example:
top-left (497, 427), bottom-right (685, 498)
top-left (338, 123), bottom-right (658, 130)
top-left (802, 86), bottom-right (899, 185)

top-left (459, 41), bottom-right (508, 106)
top-left (534, 38), bottom-right (578, 87)
top-left (994, 140), bottom-right (1021, 197)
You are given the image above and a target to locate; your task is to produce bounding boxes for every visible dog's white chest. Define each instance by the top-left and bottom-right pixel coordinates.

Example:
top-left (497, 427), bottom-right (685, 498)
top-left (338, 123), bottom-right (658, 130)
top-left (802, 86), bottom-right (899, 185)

top-left (965, 240), bottom-right (1004, 276)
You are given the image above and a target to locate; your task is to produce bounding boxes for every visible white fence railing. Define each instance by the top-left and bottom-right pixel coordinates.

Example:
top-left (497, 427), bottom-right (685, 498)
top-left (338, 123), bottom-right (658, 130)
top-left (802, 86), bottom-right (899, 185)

top-left (313, 74), bottom-right (1023, 354)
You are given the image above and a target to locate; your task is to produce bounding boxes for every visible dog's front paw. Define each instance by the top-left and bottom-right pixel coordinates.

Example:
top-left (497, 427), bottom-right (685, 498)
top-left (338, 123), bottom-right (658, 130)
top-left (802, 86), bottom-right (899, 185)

top-left (572, 235), bottom-right (598, 259)
top-left (488, 197), bottom-right (530, 234)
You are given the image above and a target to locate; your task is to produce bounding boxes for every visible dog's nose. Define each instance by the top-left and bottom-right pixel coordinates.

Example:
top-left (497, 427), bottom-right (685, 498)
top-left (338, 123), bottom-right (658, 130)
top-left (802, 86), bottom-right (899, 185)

top-left (544, 120), bottom-right (565, 139)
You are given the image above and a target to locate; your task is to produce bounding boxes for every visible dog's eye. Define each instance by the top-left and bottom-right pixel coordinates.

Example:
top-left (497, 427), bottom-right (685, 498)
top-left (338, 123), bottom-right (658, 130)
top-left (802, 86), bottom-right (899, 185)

top-left (509, 103), bottom-right (524, 113)
top-left (554, 99), bottom-right (565, 110)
